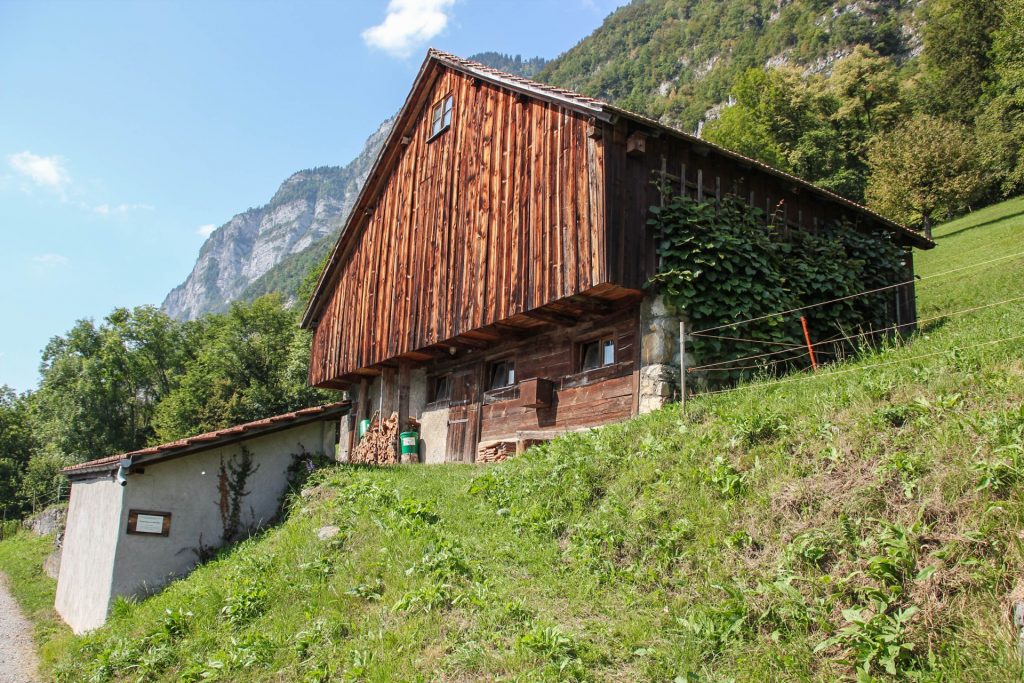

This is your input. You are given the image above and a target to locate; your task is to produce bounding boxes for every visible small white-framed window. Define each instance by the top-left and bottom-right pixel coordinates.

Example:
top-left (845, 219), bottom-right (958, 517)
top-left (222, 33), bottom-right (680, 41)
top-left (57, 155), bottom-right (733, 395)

top-left (580, 337), bottom-right (616, 372)
top-left (429, 94), bottom-right (454, 139)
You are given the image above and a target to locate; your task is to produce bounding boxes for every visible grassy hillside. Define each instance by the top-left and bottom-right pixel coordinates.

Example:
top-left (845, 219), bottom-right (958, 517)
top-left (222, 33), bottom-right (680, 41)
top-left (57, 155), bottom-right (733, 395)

top-left (10, 197), bottom-right (1024, 680)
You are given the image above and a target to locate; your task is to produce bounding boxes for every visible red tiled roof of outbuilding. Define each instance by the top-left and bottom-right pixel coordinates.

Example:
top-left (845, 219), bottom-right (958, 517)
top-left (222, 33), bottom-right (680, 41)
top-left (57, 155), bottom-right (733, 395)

top-left (62, 402), bottom-right (350, 478)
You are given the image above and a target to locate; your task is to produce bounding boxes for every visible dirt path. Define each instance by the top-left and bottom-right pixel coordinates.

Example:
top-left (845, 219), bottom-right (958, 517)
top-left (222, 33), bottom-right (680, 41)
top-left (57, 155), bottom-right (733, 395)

top-left (0, 573), bottom-right (38, 683)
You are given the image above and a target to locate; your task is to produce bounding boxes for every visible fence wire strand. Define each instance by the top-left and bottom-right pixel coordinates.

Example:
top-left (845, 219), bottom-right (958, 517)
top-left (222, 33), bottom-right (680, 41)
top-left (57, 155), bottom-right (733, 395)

top-left (690, 249), bottom-right (1024, 336)
top-left (686, 292), bottom-right (1024, 372)
top-left (695, 333), bottom-right (1024, 398)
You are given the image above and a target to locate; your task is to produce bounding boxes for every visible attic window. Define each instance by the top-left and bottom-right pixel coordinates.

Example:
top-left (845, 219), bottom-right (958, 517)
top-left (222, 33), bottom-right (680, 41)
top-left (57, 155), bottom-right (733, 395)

top-left (428, 94), bottom-right (454, 140)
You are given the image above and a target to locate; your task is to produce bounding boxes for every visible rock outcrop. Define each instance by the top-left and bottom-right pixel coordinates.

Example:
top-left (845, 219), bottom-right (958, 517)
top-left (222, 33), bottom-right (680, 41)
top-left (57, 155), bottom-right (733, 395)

top-left (162, 117), bottom-right (394, 320)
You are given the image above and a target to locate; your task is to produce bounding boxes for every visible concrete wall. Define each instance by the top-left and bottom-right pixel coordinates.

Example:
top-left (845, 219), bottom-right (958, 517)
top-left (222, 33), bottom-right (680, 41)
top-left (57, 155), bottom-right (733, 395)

top-left (57, 419), bottom-right (335, 632)
top-left (55, 477), bottom-right (124, 634)
top-left (110, 422), bottom-right (331, 601)
top-left (410, 369), bottom-right (428, 419)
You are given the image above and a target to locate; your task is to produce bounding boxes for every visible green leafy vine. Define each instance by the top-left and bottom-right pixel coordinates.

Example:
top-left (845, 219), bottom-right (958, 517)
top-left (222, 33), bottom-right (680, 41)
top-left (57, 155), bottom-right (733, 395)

top-left (218, 445), bottom-right (260, 543)
top-left (647, 192), bottom-right (907, 385)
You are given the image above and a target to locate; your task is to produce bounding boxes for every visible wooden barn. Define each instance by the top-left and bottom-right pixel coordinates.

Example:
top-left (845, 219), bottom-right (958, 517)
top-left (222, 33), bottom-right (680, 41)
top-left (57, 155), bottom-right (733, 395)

top-left (301, 49), bottom-right (934, 464)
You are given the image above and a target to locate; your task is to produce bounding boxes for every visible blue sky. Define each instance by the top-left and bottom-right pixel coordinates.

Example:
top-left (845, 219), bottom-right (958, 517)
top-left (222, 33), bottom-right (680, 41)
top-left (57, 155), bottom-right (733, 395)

top-left (0, 0), bottom-right (626, 392)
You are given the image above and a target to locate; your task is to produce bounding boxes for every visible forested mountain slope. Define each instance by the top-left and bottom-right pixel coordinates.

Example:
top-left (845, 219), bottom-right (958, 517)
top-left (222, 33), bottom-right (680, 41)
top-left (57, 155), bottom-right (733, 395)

top-left (539, 0), bottom-right (922, 132)
top-left (540, 0), bottom-right (1018, 220)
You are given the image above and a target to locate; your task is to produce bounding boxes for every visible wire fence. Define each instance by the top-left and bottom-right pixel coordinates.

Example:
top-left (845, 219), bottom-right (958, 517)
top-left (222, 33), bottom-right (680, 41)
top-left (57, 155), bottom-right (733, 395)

top-left (698, 332), bottom-right (1024, 399)
top-left (687, 292), bottom-right (1024, 374)
top-left (677, 249), bottom-right (1024, 402)
top-left (690, 249), bottom-right (1024, 336)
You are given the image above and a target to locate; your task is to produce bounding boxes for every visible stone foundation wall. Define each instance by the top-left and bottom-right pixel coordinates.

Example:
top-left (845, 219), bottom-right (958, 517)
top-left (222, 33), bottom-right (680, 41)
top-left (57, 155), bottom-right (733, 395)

top-left (638, 294), bottom-right (690, 414)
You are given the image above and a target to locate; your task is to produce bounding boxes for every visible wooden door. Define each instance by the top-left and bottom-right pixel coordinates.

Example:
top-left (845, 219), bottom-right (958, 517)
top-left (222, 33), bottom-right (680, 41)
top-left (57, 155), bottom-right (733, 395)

top-left (446, 366), bottom-right (480, 463)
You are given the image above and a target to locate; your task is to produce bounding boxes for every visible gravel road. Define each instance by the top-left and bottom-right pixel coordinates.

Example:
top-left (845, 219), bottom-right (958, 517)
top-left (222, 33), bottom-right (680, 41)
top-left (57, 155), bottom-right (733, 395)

top-left (0, 572), bottom-right (38, 683)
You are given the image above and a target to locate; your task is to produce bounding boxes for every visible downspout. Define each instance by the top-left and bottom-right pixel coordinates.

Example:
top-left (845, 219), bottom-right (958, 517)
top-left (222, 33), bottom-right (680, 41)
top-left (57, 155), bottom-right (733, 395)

top-left (116, 458), bottom-right (132, 487)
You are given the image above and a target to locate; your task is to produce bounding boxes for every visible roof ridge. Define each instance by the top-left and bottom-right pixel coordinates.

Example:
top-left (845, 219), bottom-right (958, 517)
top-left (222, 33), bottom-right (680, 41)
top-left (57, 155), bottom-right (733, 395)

top-left (427, 48), bottom-right (607, 110)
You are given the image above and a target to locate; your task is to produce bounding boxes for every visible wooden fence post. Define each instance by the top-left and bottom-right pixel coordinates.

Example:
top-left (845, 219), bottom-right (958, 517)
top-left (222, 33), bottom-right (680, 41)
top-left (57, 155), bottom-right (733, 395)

top-left (679, 320), bottom-right (687, 416)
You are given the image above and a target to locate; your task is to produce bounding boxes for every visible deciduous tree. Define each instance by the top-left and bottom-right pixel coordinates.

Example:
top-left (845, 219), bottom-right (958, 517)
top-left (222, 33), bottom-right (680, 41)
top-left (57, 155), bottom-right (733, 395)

top-left (866, 116), bottom-right (986, 237)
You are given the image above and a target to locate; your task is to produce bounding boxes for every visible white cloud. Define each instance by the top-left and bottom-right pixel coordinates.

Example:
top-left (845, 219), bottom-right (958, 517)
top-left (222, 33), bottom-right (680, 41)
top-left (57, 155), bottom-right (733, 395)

top-left (196, 223), bottom-right (216, 238)
top-left (9, 151), bottom-right (70, 191)
top-left (91, 202), bottom-right (154, 215)
top-left (362, 0), bottom-right (455, 57)
top-left (32, 253), bottom-right (69, 268)
top-left (6, 151), bottom-right (151, 216)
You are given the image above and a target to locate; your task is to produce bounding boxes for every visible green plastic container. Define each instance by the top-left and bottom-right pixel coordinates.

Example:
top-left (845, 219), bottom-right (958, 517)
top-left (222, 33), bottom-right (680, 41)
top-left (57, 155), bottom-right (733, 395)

top-left (400, 431), bottom-right (419, 460)
top-left (358, 419), bottom-right (371, 438)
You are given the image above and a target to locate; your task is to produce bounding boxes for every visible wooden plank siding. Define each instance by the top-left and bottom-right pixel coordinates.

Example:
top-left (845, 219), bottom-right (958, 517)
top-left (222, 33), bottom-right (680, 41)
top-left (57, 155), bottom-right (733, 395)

top-left (602, 119), bottom-right (900, 291)
top-left (416, 306), bottom-right (639, 445)
top-left (309, 67), bottom-right (606, 387)
top-left (477, 316), bottom-right (637, 442)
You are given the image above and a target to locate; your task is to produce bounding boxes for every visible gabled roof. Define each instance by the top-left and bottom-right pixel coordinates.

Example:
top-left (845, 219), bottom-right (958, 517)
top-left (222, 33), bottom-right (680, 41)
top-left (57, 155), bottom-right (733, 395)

top-left (301, 49), bottom-right (934, 329)
top-left (62, 402), bottom-right (350, 479)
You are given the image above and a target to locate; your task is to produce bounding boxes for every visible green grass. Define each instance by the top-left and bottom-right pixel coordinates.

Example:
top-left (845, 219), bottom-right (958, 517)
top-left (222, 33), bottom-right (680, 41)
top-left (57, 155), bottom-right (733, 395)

top-left (0, 531), bottom-right (74, 669)
top-left (19, 197), bottom-right (1024, 681)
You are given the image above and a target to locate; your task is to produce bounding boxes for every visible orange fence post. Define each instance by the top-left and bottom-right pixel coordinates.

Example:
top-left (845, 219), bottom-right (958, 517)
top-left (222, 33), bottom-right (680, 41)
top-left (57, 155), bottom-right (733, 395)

top-left (801, 315), bottom-right (818, 371)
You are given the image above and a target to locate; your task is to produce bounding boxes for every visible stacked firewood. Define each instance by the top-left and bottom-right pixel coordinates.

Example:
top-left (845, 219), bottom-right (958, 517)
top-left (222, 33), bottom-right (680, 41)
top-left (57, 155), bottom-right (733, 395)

top-left (350, 412), bottom-right (399, 465)
top-left (477, 440), bottom-right (514, 464)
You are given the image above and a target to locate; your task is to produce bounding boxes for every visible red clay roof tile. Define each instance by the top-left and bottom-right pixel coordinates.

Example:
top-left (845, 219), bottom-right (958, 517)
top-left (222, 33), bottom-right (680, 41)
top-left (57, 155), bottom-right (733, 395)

top-left (62, 401), bottom-right (350, 476)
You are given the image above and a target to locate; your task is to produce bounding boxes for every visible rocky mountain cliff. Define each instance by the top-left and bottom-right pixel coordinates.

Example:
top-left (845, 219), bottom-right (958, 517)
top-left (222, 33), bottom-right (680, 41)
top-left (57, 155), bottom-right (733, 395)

top-left (162, 118), bottom-right (394, 320)
top-left (162, 53), bottom-right (546, 320)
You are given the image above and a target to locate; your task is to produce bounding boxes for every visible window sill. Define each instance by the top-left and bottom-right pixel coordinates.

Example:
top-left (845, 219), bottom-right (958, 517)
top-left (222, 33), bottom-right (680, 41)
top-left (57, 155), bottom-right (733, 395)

top-left (482, 385), bottom-right (520, 405)
top-left (561, 361), bottom-right (631, 389)
top-left (426, 125), bottom-right (451, 144)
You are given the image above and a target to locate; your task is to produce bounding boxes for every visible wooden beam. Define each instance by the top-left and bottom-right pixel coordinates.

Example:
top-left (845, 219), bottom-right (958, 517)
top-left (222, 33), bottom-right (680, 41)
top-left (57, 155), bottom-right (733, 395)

top-left (402, 350), bottom-right (440, 362)
top-left (463, 330), bottom-right (502, 342)
top-left (381, 367), bottom-right (397, 418)
top-left (626, 131), bottom-right (646, 157)
top-left (564, 295), bottom-right (615, 315)
top-left (492, 322), bottom-right (534, 339)
top-left (524, 308), bottom-right (580, 326)
top-left (397, 361), bottom-right (411, 462)
top-left (446, 337), bottom-right (491, 350)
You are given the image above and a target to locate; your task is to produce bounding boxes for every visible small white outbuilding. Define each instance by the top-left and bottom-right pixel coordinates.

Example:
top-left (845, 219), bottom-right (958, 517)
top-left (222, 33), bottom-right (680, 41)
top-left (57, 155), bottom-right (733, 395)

top-left (55, 402), bottom-right (349, 634)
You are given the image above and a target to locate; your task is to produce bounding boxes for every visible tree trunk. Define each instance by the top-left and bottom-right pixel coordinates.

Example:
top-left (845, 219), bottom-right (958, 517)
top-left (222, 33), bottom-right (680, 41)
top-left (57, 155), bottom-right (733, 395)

top-left (923, 214), bottom-right (933, 240)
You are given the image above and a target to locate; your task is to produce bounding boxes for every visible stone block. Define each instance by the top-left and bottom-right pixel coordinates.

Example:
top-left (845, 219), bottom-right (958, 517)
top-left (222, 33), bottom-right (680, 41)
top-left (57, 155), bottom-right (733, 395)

top-left (44, 549), bottom-right (62, 580)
